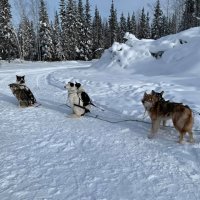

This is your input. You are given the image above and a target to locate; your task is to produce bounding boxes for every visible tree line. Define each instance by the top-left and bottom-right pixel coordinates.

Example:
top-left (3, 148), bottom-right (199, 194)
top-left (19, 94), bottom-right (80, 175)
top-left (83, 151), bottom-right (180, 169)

top-left (0, 0), bottom-right (200, 62)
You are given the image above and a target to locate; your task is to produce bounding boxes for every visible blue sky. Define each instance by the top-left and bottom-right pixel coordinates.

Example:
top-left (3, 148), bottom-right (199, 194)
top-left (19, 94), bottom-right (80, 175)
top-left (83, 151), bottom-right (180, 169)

top-left (48, 0), bottom-right (156, 19)
top-left (11, 0), bottom-right (157, 24)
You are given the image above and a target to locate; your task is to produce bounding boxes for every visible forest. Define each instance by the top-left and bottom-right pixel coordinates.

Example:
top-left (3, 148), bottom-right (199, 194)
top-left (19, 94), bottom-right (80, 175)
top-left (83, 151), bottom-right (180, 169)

top-left (0, 0), bottom-right (199, 62)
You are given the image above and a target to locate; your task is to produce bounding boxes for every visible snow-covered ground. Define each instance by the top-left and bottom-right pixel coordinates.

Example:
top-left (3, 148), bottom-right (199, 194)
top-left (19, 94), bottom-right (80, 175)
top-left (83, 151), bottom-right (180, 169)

top-left (1, 28), bottom-right (200, 200)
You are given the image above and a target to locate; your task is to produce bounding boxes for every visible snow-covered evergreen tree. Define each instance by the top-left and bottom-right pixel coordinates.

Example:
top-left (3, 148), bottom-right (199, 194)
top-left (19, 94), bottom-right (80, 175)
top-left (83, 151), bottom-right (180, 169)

top-left (131, 12), bottom-right (137, 36)
top-left (160, 15), bottom-right (170, 36)
top-left (76, 0), bottom-right (86, 60)
top-left (179, 0), bottom-right (196, 31)
top-left (168, 14), bottom-right (177, 34)
top-left (118, 13), bottom-right (127, 42)
top-left (18, 17), bottom-right (36, 61)
top-left (126, 13), bottom-right (132, 33)
top-left (151, 0), bottom-right (163, 39)
top-left (126, 12), bottom-right (137, 37)
top-left (65, 0), bottom-right (78, 60)
top-left (194, 0), bottom-right (200, 26)
top-left (0, 0), bottom-right (19, 61)
top-left (59, 0), bottom-right (66, 31)
top-left (52, 11), bottom-right (64, 61)
top-left (59, 0), bottom-right (67, 59)
top-left (127, 13), bottom-right (136, 35)
top-left (103, 20), bottom-right (110, 50)
top-left (38, 0), bottom-right (53, 61)
top-left (145, 12), bottom-right (151, 39)
top-left (83, 0), bottom-right (93, 60)
top-left (29, 21), bottom-right (37, 60)
top-left (92, 7), bottom-right (104, 58)
top-left (108, 0), bottom-right (118, 46)
top-left (138, 8), bottom-right (148, 39)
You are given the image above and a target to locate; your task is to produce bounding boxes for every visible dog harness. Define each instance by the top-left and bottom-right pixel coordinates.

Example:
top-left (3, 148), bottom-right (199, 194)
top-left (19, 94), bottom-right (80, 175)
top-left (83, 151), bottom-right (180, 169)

top-left (73, 103), bottom-right (90, 116)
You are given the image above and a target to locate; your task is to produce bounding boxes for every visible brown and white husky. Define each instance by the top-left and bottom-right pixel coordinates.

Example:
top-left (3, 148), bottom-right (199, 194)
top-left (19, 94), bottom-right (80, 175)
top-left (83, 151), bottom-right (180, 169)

top-left (141, 91), bottom-right (194, 143)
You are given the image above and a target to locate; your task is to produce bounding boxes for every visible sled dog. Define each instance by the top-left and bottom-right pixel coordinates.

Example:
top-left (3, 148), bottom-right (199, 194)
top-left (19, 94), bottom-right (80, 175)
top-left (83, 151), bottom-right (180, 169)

top-left (16, 75), bottom-right (25, 85)
top-left (64, 82), bottom-right (90, 117)
top-left (75, 82), bottom-right (92, 108)
top-left (9, 83), bottom-right (37, 107)
top-left (151, 90), bottom-right (165, 102)
top-left (141, 91), bottom-right (194, 143)
top-left (151, 90), bottom-right (168, 126)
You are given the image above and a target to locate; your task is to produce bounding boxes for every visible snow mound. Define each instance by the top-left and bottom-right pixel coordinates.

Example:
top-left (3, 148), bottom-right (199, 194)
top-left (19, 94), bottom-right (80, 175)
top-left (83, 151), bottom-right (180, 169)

top-left (93, 27), bottom-right (200, 76)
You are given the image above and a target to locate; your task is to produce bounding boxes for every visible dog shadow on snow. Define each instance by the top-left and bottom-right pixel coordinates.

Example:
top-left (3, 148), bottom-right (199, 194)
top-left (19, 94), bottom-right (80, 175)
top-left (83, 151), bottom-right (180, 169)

top-left (0, 93), bottom-right (18, 106)
top-left (0, 93), bottom-right (70, 115)
top-left (38, 98), bottom-right (71, 115)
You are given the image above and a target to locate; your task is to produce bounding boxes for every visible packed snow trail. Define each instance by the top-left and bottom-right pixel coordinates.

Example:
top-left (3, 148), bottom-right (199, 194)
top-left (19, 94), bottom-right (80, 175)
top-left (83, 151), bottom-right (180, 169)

top-left (1, 60), bottom-right (200, 200)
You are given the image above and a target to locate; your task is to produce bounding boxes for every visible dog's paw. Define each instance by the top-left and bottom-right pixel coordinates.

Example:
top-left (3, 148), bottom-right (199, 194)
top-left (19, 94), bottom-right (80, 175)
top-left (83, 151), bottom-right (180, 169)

top-left (188, 138), bottom-right (195, 144)
top-left (148, 134), bottom-right (155, 139)
top-left (177, 138), bottom-right (185, 144)
top-left (67, 114), bottom-right (81, 118)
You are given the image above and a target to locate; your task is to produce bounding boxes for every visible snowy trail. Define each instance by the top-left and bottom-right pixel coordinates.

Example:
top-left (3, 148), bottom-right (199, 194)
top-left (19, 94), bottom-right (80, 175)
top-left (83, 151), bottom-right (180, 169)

top-left (1, 61), bottom-right (200, 200)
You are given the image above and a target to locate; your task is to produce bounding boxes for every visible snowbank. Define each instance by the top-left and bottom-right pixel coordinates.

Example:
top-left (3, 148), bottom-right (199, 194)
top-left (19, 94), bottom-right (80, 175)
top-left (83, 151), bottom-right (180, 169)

top-left (93, 27), bottom-right (200, 76)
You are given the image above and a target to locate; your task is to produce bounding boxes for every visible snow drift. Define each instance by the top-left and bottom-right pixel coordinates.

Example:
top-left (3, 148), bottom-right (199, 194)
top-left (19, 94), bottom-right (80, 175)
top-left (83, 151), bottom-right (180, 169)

top-left (93, 27), bottom-right (200, 76)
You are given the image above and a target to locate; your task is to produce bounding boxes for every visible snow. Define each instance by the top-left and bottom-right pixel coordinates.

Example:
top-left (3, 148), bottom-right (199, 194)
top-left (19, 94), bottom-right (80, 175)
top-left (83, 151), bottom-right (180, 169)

top-left (1, 27), bottom-right (200, 200)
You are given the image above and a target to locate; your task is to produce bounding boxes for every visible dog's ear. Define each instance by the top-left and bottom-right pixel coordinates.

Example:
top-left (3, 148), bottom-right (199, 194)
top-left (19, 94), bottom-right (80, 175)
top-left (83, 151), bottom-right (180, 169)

top-left (75, 82), bottom-right (81, 88)
top-left (161, 91), bottom-right (164, 96)
top-left (70, 82), bottom-right (74, 87)
top-left (151, 90), bottom-right (155, 94)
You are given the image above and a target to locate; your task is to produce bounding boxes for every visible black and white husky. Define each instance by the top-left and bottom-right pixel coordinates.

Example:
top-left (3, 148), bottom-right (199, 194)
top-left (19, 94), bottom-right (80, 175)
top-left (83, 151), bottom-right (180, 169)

top-left (75, 82), bottom-right (91, 107)
top-left (64, 82), bottom-right (90, 117)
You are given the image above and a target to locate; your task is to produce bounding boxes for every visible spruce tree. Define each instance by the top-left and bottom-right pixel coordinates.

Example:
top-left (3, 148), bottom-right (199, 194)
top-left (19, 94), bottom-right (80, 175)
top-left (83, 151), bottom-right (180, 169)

top-left (29, 21), bottom-right (37, 60)
top-left (131, 12), bottom-right (137, 36)
top-left (59, 0), bottom-right (67, 59)
top-left (169, 14), bottom-right (177, 34)
top-left (194, 0), bottom-right (200, 26)
top-left (65, 0), bottom-right (78, 60)
top-left (145, 12), bottom-right (151, 38)
top-left (108, 0), bottom-right (118, 46)
top-left (138, 8), bottom-right (147, 39)
top-left (76, 0), bottom-right (86, 60)
top-left (179, 0), bottom-right (195, 31)
top-left (38, 0), bottom-right (53, 61)
top-left (151, 0), bottom-right (163, 39)
top-left (0, 0), bottom-right (19, 61)
top-left (126, 13), bottom-right (132, 33)
top-left (18, 17), bottom-right (36, 61)
top-left (118, 13), bottom-right (127, 42)
top-left (92, 7), bottom-right (104, 58)
top-left (126, 13), bottom-right (137, 36)
top-left (103, 20), bottom-right (110, 50)
top-left (83, 0), bottom-right (93, 60)
top-left (59, 0), bottom-right (66, 31)
top-left (161, 15), bottom-right (170, 36)
top-left (52, 11), bottom-right (64, 61)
